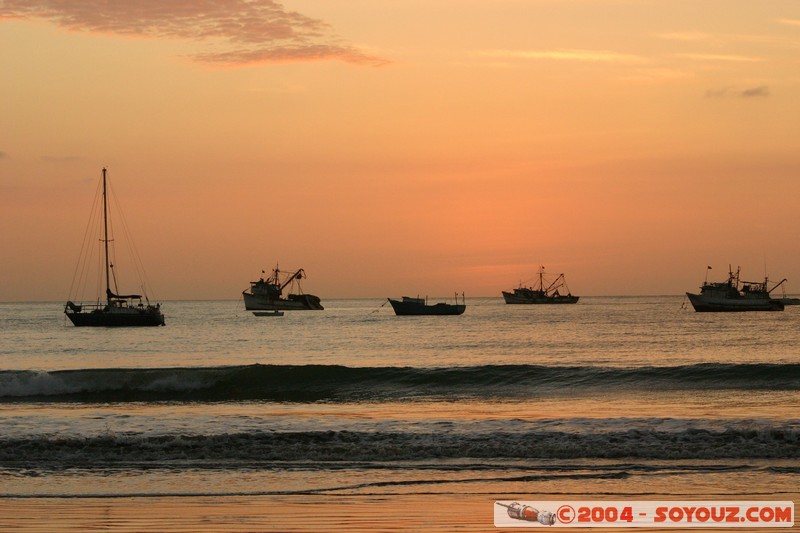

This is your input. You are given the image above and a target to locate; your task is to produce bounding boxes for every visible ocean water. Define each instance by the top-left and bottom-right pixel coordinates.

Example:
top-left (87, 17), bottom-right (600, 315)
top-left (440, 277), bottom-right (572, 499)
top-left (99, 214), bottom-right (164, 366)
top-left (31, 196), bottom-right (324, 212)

top-left (1, 297), bottom-right (798, 529)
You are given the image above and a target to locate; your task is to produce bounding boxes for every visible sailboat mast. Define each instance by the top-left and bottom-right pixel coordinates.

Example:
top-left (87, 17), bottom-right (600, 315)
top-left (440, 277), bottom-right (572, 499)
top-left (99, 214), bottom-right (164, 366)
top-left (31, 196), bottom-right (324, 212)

top-left (102, 167), bottom-right (111, 306)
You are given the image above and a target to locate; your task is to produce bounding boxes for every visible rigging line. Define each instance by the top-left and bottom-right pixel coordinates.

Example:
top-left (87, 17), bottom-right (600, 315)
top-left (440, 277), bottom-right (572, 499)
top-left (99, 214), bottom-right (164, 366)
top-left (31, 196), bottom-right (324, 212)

top-left (83, 199), bottom-right (103, 301)
top-left (95, 239), bottom-right (103, 304)
top-left (371, 300), bottom-right (389, 313)
top-left (67, 177), bottom-right (103, 301)
top-left (74, 206), bottom-right (93, 299)
top-left (106, 194), bottom-right (121, 296)
top-left (75, 181), bottom-right (104, 303)
top-left (106, 180), bottom-right (151, 299)
top-left (109, 179), bottom-right (159, 300)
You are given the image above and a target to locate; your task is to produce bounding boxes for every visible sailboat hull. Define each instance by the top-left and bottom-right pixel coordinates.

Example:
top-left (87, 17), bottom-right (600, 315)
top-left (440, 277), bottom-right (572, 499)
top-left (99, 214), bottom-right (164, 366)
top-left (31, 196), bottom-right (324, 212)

top-left (65, 307), bottom-right (165, 327)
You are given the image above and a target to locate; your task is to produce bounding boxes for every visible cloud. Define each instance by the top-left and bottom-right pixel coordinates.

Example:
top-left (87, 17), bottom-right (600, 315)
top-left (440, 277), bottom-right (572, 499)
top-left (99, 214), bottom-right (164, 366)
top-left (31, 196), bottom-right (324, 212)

top-left (40, 155), bottom-right (83, 162)
top-left (705, 86), bottom-right (770, 99)
top-left (0, 151), bottom-right (6, 160)
top-left (620, 67), bottom-right (691, 83)
top-left (480, 48), bottom-right (646, 64)
top-left (656, 30), bottom-right (800, 51)
top-left (777, 18), bottom-right (800, 27)
top-left (655, 31), bottom-right (714, 42)
top-left (673, 53), bottom-right (762, 62)
top-left (192, 44), bottom-right (386, 67)
top-left (0, 0), bottom-right (386, 67)
top-left (740, 86), bottom-right (770, 98)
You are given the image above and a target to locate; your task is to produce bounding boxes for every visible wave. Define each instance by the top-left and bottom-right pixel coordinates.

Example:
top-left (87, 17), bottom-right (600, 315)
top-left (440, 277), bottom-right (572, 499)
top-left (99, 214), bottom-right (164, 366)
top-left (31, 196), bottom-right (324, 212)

top-left (1, 363), bottom-right (799, 402)
top-left (1, 426), bottom-right (798, 466)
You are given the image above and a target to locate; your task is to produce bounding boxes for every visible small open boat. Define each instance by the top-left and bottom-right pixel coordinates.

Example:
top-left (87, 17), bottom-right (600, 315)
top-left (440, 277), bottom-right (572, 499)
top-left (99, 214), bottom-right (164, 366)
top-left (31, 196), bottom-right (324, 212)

top-left (388, 294), bottom-right (466, 316)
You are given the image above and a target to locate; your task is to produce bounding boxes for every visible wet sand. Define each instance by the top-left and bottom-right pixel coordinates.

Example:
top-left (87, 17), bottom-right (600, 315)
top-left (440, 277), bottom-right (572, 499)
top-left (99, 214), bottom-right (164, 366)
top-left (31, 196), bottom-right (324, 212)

top-left (2, 493), bottom-right (796, 532)
top-left (2, 495), bottom-right (489, 532)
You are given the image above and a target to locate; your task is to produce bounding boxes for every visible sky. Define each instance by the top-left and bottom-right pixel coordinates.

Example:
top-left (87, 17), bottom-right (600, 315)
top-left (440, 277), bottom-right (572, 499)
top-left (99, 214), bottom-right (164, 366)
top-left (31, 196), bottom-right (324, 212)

top-left (1, 0), bottom-right (799, 301)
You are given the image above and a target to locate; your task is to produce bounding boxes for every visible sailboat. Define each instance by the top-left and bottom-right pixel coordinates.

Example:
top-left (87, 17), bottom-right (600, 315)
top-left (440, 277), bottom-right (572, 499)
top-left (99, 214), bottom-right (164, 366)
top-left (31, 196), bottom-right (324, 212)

top-left (64, 168), bottom-right (165, 327)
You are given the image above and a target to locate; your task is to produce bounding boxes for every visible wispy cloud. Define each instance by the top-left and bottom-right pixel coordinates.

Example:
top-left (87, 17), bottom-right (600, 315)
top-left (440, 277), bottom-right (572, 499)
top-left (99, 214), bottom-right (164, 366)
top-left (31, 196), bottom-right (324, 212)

top-left (620, 67), bottom-right (692, 83)
top-left (40, 155), bottom-right (83, 162)
top-left (706, 86), bottom-right (770, 99)
top-left (192, 44), bottom-right (384, 67)
top-left (480, 48), bottom-right (646, 64)
top-left (673, 53), bottom-right (763, 63)
top-left (655, 31), bottom-right (714, 42)
top-left (776, 18), bottom-right (800, 27)
top-left (657, 29), bottom-right (800, 51)
top-left (740, 86), bottom-right (770, 98)
top-left (0, 0), bottom-right (387, 67)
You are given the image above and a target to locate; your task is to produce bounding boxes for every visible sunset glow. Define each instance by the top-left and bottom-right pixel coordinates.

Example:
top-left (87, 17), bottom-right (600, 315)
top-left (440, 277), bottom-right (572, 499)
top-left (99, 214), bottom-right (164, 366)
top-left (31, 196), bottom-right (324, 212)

top-left (2, 0), bottom-right (799, 300)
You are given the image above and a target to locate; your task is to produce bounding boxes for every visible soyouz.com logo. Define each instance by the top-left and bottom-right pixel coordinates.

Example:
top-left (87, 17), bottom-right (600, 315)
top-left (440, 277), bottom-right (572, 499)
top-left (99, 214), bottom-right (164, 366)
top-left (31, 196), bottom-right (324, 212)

top-left (494, 501), bottom-right (794, 528)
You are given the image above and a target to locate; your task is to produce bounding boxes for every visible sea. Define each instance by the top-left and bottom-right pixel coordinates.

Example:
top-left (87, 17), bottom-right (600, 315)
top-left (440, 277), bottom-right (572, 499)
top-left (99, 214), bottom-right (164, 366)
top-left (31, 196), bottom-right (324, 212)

top-left (1, 297), bottom-right (798, 531)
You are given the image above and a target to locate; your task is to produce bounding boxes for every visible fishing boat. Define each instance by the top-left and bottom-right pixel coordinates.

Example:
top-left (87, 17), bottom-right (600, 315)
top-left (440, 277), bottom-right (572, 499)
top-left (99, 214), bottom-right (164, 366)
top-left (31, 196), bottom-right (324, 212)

top-left (64, 168), bottom-right (165, 327)
top-left (502, 267), bottom-right (579, 304)
top-left (686, 266), bottom-right (786, 312)
top-left (242, 265), bottom-right (324, 310)
top-left (388, 295), bottom-right (466, 316)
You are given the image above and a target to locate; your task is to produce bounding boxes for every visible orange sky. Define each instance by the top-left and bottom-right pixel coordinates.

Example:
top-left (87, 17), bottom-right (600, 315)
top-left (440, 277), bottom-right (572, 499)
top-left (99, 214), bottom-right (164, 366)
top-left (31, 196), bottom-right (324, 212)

top-left (2, 0), bottom-right (800, 301)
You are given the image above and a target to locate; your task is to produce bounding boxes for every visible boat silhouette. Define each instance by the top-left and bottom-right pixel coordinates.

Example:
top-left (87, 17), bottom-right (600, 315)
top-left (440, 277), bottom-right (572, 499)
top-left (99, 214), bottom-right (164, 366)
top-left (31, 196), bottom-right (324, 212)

top-left (64, 168), bottom-right (164, 327)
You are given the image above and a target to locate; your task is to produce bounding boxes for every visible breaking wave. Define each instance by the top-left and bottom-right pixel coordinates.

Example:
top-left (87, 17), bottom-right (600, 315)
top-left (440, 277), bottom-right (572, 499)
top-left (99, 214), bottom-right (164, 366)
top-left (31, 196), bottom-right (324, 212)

top-left (2, 426), bottom-right (798, 466)
top-left (1, 363), bottom-right (798, 402)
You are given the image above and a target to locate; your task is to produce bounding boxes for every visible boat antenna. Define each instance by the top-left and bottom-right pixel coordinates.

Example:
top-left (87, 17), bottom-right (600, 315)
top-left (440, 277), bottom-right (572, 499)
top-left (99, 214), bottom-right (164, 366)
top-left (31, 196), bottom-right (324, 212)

top-left (704, 265), bottom-right (711, 284)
